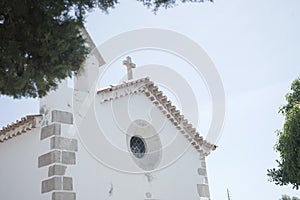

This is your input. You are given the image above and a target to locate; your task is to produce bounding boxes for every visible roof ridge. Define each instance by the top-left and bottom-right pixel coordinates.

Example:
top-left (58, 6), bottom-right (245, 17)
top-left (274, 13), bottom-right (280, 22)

top-left (97, 77), bottom-right (150, 94)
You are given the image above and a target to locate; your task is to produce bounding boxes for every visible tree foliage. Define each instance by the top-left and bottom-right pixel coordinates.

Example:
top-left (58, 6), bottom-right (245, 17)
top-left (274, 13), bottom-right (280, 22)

top-left (0, 0), bottom-right (211, 98)
top-left (0, 0), bottom-right (92, 98)
top-left (280, 194), bottom-right (300, 200)
top-left (267, 78), bottom-right (300, 189)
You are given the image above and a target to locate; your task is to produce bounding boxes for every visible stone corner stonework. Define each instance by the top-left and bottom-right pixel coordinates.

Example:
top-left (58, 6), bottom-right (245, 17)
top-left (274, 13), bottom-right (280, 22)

top-left (41, 123), bottom-right (61, 140)
top-left (38, 150), bottom-right (61, 168)
top-left (48, 164), bottom-right (67, 177)
top-left (63, 177), bottom-right (73, 191)
top-left (62, 151), bottom-right (76, 165)
top-left (197, 157), bottom-right (210, 199)
top-left (52, 192), bottom-right (76, 200)
top-left (198, 168), bottom-right (207, 176)
top-left (50, 136), bottom-right (78, 152)
top-left (51, 110), bottom-right (73, 124)
top-left (197, 184), bottom-right (210, 198)
top-left (42, 177), bottom-right (62, 193)
top-left (39, 109), bottom-right (77, 200)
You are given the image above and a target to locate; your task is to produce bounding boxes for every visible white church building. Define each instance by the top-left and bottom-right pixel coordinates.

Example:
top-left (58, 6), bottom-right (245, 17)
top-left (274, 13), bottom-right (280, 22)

top-left (0, 30), bottom-right (216, 200)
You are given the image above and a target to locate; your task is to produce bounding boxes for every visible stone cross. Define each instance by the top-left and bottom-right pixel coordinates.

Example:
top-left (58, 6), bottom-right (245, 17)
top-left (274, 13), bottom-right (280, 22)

top-left (123, 56), bottom-right (136, 80)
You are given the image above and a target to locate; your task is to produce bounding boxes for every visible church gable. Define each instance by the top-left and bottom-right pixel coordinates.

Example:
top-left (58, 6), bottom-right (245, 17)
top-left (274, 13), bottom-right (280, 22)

top-left (97, 77), bottom-right (216, 157)
top-left (0, 28), bottom-right (215, 200)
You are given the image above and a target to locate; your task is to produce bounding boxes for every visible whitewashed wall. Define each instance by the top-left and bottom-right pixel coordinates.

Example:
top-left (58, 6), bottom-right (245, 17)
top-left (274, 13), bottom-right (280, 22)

top-left (71, 139), bottom-right (202, 199)
top-left (69, 92), bottom-right (204, 199)
top-left (0, 128), bottom-right (50, 200)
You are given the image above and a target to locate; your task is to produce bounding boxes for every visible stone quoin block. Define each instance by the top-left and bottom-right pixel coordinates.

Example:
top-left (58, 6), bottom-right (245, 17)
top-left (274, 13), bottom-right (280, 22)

top-left (51, 136), bottom-right (78, 152)
top-left (62, 151), bottom-right (76, 165)
top-left (198, 168), bottom-right (207, 176)
top-left (38, 150), bottom-right (61, 168)
top-left (201, 161), bottom-right (206, 168)
top-left (51, 110), bottom-right (73, 124)
top-left (52, 192), bottom-right (76, 200)
top-left (41, 177), bottom-right (62, 193)
top-left (41, 123), bottom-right (61, 140)
top-left (48, 164), bottom-right (67, 177)
top-left (63, 177), bottom-right (73, 191)
top-left (197, 184), bottom-right (210, 198)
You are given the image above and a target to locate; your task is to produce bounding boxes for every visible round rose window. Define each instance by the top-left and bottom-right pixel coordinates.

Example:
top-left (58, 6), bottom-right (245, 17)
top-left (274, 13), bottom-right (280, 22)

top-left (130, 136), bottom-right (146, 159)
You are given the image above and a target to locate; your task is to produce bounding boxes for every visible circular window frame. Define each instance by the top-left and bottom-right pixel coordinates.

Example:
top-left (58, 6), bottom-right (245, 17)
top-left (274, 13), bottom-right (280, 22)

top-left (129, 136), bottom-right (147, 159)
top-left (126, 119), bottom-right (162, 171)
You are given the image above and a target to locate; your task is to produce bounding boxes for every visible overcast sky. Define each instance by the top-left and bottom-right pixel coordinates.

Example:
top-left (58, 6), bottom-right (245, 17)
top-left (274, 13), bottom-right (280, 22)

top-left (1, 0), bottom-right (300, 199)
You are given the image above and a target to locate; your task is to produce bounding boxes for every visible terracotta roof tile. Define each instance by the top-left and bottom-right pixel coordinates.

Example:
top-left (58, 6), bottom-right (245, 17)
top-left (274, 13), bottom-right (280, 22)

top-left (0, 115), bottom-right (42, 143)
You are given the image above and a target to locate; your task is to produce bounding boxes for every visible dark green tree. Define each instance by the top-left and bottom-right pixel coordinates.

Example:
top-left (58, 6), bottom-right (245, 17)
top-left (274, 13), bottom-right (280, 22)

top-left (267, 78), bottom-right (300, 189)
top-left (0, 0), bottom-right (211, 98)
top-left (280, 194), bottom-right (300, 200)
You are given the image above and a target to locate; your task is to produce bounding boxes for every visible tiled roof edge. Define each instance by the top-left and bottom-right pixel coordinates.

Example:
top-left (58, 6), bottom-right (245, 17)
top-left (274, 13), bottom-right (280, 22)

top-left (143, 81), bottom-right (216, 156)
top-left (0, 114), bottom-right (43, 143)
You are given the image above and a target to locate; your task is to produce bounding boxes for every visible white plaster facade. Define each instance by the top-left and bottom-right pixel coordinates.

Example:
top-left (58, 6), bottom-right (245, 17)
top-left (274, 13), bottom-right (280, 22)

top-left (0, 118), bottom-right (50, 200)
top-left (0, 30), bottom-right (214, 200)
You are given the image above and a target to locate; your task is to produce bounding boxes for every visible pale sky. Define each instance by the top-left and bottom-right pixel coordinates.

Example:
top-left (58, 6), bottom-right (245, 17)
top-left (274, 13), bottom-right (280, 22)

top-left (1, 0), bottom-right (300, 199)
